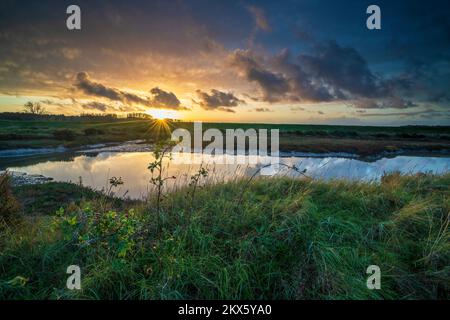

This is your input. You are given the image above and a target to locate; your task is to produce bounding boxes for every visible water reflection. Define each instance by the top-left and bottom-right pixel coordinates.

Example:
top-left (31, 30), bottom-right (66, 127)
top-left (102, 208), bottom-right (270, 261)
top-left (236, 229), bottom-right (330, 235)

top-left (282, 156), bottom-right (450, 181)
top-left (7, 152), bottom-right (450, 199)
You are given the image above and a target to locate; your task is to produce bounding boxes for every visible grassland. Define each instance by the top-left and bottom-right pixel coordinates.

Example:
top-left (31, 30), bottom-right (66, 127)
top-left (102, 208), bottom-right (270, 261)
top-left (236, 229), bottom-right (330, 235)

top-left (0, 119), bottom-right (157, 150)
top-left (1, 172), bottom-right (449, 299)
top-left (1, 117), bottom-right (450, 157)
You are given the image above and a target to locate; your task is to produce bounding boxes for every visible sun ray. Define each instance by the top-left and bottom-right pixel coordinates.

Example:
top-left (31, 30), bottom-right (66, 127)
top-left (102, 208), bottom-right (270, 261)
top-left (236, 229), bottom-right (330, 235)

top-left (146, 118), bottom-right (173, 139)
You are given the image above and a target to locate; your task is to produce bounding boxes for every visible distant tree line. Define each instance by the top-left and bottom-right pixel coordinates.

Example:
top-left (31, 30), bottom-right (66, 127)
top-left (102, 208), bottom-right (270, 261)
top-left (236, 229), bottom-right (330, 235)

top-left (126, 113), bottom-right (153, 119)
top-left (0, 102), bottom-right (154, 121)
top-left (0, 112), bottom-right (122, 121)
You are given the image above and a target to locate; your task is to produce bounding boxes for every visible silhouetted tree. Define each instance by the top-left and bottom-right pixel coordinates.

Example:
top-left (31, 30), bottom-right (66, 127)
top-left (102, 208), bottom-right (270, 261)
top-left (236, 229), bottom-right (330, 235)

top-left (23, 102), bottom-right (46, 115)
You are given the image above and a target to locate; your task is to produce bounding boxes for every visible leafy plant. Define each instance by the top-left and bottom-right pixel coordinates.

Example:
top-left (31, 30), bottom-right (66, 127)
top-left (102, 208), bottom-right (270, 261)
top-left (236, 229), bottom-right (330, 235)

top-left (107, 177), bottom-right (124, 197)
top-left (189, 164), bottom-right (209, 211)
top-left (148, 139), bottom-right (177, 231)
top-left (53, 205), bottom-right (143, 259)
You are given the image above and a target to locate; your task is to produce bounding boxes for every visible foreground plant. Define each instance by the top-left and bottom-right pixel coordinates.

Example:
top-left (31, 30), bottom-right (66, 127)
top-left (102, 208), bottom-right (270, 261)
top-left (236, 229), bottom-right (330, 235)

top-left (189, 164), bottom-right (209, 208)
top-left (54, 204), bottom-right (143, 259)
top-left (148, 139), bottom-right (177, 231)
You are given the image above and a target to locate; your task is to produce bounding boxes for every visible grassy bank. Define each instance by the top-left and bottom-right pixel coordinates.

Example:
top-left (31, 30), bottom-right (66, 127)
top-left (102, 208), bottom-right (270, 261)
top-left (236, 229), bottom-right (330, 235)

top-left (1, 172), bottom-right (449, 299)
top-left (0, 119), bottom-right (157, 150)
top-left (1, 117), bottom-right (449, 157)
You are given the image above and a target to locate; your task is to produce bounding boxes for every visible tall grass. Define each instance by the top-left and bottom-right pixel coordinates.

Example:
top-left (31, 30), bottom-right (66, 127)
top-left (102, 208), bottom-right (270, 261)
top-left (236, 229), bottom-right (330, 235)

top-left (0, 172), bottom-right (21, 227)
top-left (0, 173), bottom-right (448, 299)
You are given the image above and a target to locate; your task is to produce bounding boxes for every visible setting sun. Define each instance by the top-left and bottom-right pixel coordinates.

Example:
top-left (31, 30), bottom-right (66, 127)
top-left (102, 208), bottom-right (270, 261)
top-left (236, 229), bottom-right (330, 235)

top-left (147, 109), bottom-right (179, 120)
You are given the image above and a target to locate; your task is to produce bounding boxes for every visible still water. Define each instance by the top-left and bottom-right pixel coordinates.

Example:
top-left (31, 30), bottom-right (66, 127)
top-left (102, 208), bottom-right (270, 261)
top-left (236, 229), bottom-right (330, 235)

top-left (4, 151), bottom-right (450, 199)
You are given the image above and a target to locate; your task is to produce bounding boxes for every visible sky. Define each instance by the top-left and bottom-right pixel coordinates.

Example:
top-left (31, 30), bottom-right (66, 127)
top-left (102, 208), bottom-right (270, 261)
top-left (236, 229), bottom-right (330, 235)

top-left (0, 0), bottom-right (449, 125)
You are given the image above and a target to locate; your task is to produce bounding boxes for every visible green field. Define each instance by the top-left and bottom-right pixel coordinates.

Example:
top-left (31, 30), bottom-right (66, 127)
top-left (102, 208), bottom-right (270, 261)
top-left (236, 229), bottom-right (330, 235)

top-left (1, 172), bottom-right (449, 299)
top-left (1, 117), bottom-right (450, 156)
top-left (0, 119), bottom-right (157, 150)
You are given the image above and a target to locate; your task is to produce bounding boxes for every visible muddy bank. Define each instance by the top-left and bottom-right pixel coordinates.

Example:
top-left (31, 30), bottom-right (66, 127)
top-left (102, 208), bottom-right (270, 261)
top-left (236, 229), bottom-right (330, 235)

top-left (0, 170), bottom-right (53, 186)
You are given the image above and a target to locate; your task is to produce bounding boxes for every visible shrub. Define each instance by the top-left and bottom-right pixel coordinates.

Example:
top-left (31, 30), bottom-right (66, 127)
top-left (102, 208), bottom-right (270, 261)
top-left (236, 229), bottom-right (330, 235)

top-left (53, 205), bottom-right (143, 259)
top-left (52, 129), bottom-right (76, 141)
top-left (0, 173), bottom-right (21, 226)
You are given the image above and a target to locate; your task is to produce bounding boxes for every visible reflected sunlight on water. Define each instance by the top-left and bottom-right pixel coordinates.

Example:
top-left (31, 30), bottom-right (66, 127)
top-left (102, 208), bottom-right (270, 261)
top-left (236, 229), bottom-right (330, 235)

top-left (7, 152), bottom-right (450, 199)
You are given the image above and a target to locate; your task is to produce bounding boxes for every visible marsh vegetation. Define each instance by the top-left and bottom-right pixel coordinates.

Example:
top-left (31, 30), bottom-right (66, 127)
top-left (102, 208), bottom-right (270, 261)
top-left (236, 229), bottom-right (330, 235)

top-left (0, 167), bottom-right (448, 299)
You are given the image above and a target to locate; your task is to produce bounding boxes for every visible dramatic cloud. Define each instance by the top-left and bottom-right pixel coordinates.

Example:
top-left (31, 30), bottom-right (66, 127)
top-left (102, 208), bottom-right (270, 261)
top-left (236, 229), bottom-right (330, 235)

top-left (231, 42), bottom-right (429, 109)
top-left (74, 73), bottom-right (187, 110)
top-left (274, 49), bottom-right (337, 102)
top-left (74, 72), bottom-right (149, 107)
top-left (195, 89), bottom-right (245, 112)
top-left (231, 50), bottom-right (289, 102)
top-left (298, 42), bottom-right (384, 98)
top-left (230, 49), bottom-right (336, 103)
top-left (149, 87), bottom-right (187, 110)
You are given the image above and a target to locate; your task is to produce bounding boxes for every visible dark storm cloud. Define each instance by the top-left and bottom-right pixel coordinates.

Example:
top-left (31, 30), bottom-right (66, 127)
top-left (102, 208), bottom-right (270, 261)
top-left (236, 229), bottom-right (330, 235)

top-left (273, 48), bottom-right (336, 102)
top-left (298, 42), bottom-right (385, 98)
top-left (231, 42), bottom-right (432, 109)
top-left (230, 47), bottom-right (352, 103)
top-left (231, 50), bottom-right (289, 102)
top-left (149, 87), bottom-right (188, 110)
top-left (74, 72), bottom-right (150, 106)
top-left (75, 72), bottom-right (120, 101)
top-left (195, 89), bottom-right (245, 112)
top-left (74, 73), bottom-right (187, 110)
top-left (389, 59), bottom-right (450, 105)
